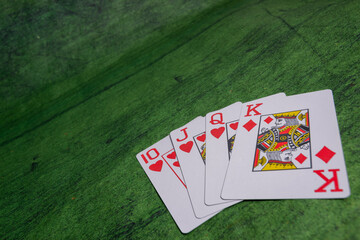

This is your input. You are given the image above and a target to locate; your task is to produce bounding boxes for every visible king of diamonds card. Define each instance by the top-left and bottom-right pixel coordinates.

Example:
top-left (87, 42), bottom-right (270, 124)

top-left (222, 90), bottom-right (350, 200)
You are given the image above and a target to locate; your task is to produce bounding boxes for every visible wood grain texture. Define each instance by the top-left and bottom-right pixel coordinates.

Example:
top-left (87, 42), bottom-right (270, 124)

top-left (1, 0), bottom-right (359, 239)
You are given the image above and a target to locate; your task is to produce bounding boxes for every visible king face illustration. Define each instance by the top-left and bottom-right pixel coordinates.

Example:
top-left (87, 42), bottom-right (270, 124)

top-left (253, 110), bottom-right (312, 171)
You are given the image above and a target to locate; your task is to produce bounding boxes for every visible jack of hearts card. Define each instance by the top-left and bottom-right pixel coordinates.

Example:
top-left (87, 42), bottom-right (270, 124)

top-left (170, 117), bottom-right (237, 218)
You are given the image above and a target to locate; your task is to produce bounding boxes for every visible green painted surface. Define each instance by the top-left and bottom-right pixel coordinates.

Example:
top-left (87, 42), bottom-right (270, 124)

top-left (1, 0), bottom-right (359, 239)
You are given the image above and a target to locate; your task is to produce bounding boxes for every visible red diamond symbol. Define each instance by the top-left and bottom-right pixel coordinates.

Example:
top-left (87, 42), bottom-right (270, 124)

top-left (243, 120), bottom-right (257, 132)
top-left (316, 146), bottom-right (336, 163)
top-left (295, 153), bottom-right (307, 164)
top-left (264, 116), bottom-right (273, 124)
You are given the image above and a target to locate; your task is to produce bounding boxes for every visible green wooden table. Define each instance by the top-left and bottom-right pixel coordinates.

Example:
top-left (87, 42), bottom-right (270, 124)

top-left (1, 0), bottom-right (359, 239)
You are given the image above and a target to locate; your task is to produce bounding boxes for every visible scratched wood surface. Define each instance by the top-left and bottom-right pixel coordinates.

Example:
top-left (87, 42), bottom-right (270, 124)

top-left (1, 0), bottom-right (359, 239)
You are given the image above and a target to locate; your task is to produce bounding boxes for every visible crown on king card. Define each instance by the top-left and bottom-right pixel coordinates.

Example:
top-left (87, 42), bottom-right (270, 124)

top-left (273, 110), bottom-right (301, 119)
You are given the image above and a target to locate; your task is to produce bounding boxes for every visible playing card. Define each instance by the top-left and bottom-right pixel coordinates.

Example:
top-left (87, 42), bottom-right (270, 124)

top-left (205, 93), bottom-right (286, 205)
top-left (222, 90), bottom-right (350, 199)
top-left (136, 136), bottom-right (217, 233)
top-left (205, 102), bottom-right (243, 205)
top-left (170, 117), bottom-right (237, 218)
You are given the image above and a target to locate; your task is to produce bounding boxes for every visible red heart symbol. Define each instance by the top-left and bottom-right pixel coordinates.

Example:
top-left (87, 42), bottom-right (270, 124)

top-left (211, 127), bottom-right (225, 139)
top-left (149, 160), bottom-right (163, 172)
top-left (173, 161), bottom-right (180, 167)
top-left (196, 133), bottom-right (206, 142)
top-left (180, 141), bottom-right (193, 153)
top-left (230, 122), bottom-right (239, 130)
top-left (167, 151), bottom-right (176, 159)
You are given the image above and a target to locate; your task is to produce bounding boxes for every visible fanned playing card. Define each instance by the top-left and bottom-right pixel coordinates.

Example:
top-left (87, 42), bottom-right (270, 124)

top-left (136, 136), bottom-right (217, 233)
top-left (222, 90), bottom-right (350, 199)
top-left (205, 102), bottom-right (243, 205)
top-left (170, 117), bottom-right (237, 218)
top-left (205, 93), bottom-right (286, 205)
